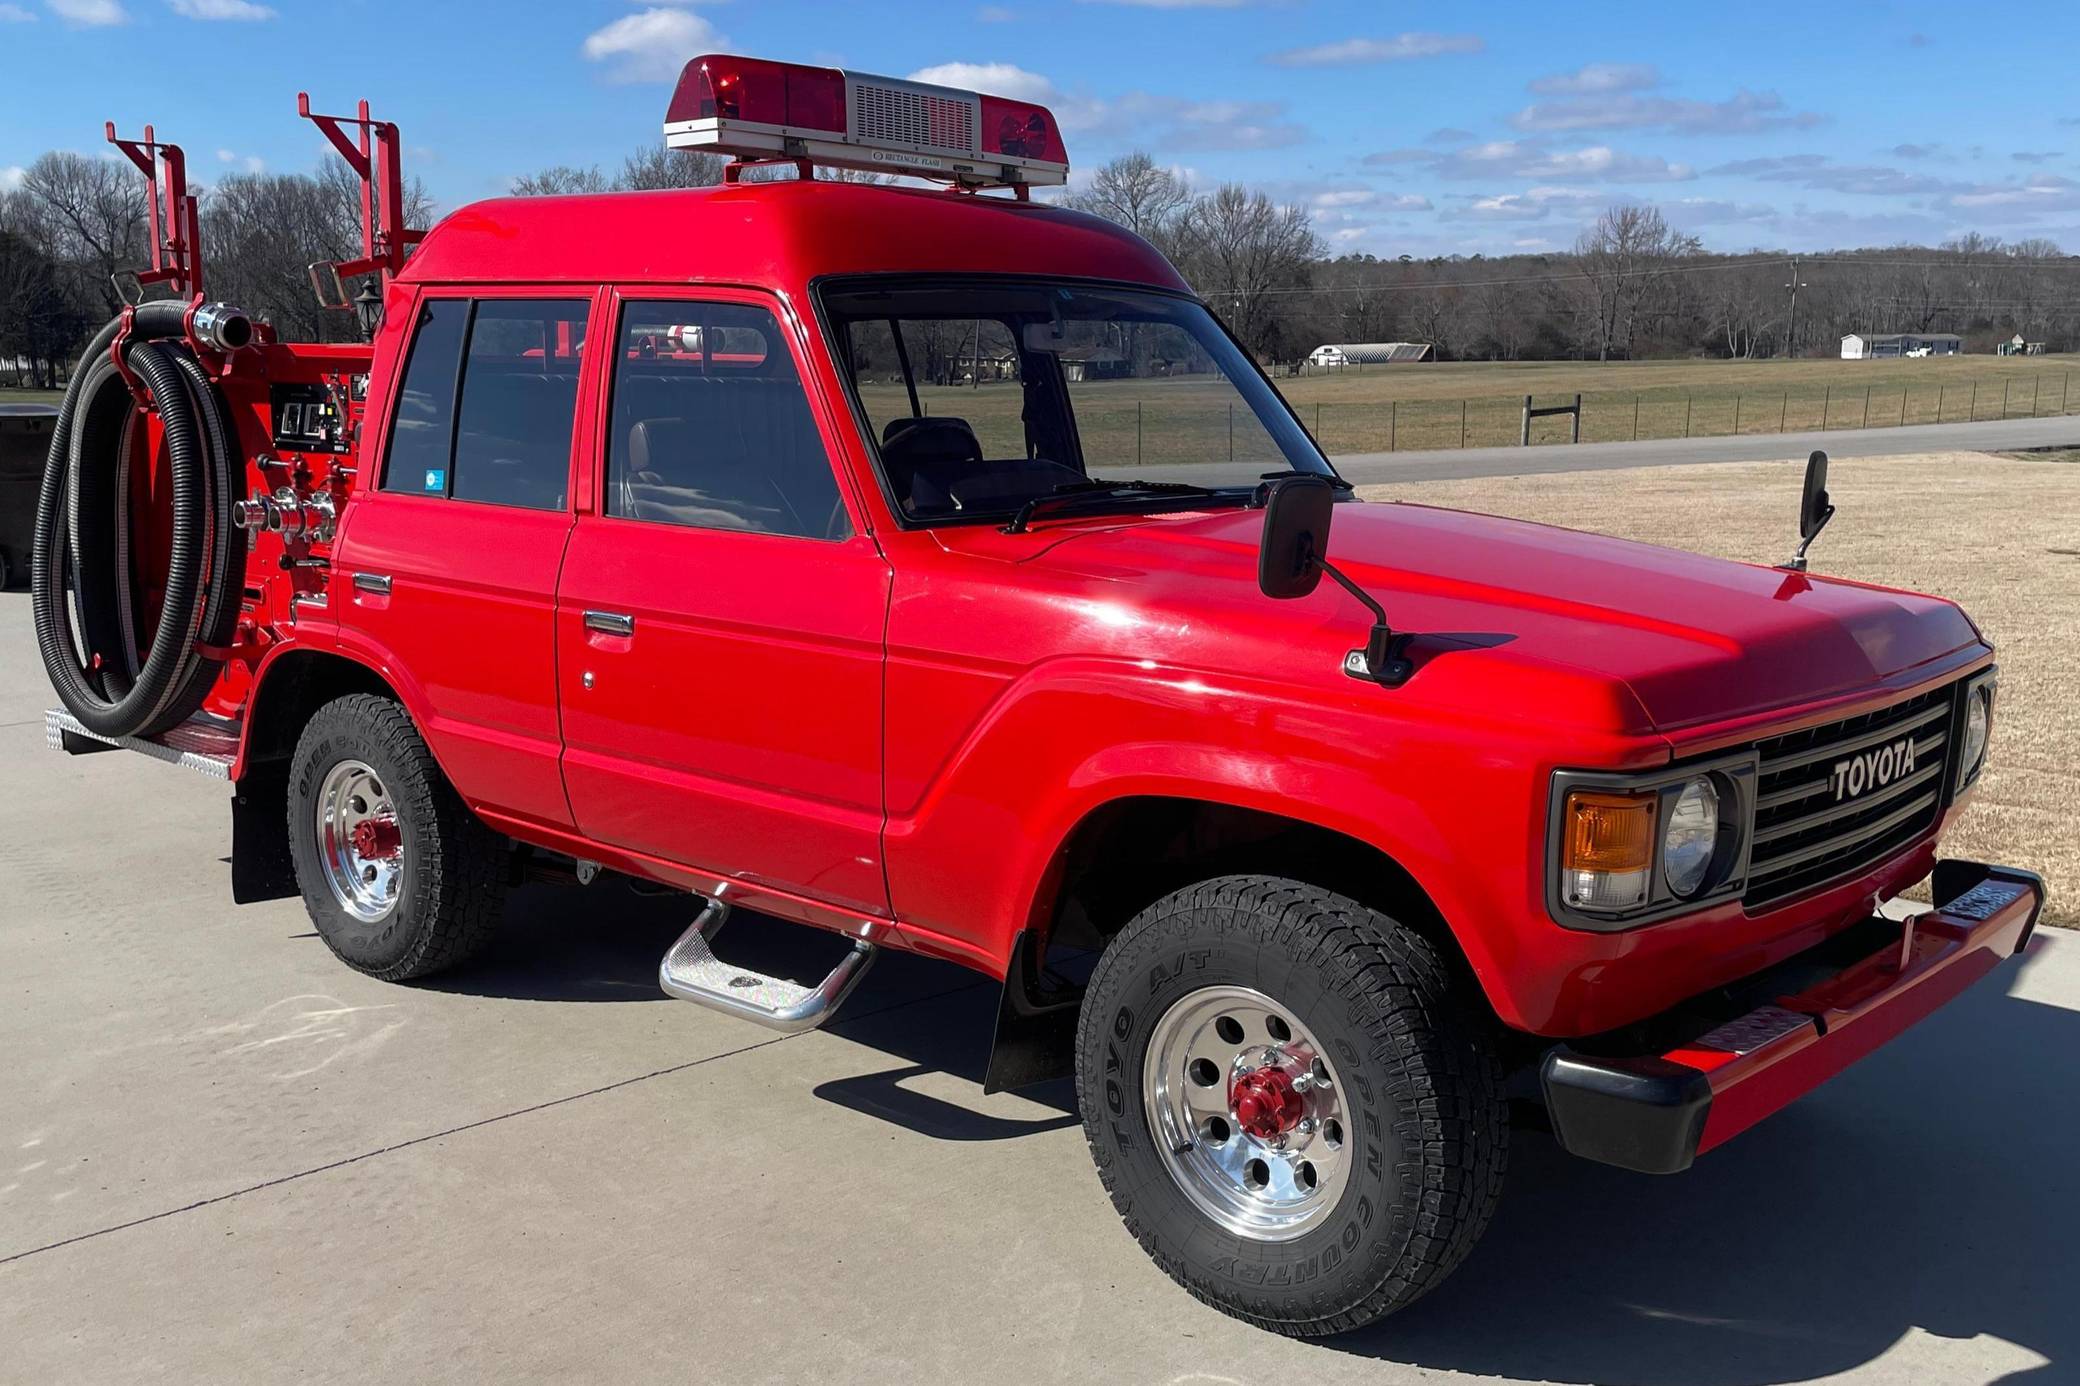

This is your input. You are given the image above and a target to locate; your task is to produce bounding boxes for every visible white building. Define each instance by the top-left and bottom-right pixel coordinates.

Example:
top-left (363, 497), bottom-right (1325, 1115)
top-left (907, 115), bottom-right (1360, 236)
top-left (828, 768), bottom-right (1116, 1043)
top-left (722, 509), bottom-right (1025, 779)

top-left (1841, 332), bottom-right (1962, 359)
top-left (1307, 342), bottom-right (1433, 368)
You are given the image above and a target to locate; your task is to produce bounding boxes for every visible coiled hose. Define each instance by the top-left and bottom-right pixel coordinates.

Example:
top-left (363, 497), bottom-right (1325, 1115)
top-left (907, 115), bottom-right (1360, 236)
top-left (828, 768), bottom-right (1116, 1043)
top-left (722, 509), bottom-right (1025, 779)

top-left (32, 304), bottom-right (247, 739)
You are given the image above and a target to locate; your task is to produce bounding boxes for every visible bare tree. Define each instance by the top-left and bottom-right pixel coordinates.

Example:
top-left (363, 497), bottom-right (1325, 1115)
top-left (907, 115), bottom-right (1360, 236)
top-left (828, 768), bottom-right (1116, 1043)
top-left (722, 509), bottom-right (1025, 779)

top-left (1571, 205), bottom-right (1701, 360)
top-left (1174, 184), bottom-right (1320, 360)
top-left (20, 152), bottom-right (148, 317)
top-left (510, 165), bottom-right (616, 196)
top-left (618, 145), bottom-right (729, 191)
top-left (1064, 152), bottom-right (1191, 253)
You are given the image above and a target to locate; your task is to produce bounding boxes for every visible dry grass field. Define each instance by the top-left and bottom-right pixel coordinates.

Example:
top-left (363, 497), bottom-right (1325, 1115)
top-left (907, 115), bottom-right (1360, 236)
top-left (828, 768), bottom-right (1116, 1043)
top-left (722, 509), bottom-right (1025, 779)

top-left (1285, 352), bottom-right (2080, 453)
top-left (1356, 450), bottom-right (2078, 923)
top-left (867, 352), bottom-right (2080, 462)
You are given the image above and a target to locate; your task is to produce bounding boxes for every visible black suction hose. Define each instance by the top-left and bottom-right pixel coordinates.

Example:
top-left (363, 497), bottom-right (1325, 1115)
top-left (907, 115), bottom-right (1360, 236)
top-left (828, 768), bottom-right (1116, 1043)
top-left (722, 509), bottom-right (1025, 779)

top-left (32, 305), bottom-right (246, 739)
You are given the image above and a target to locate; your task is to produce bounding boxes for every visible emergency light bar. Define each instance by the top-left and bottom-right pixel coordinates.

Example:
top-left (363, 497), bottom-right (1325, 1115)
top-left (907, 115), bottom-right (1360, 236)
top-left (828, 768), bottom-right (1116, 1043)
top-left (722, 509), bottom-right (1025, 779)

top-left (663, 54), bottom-right (1070, 189)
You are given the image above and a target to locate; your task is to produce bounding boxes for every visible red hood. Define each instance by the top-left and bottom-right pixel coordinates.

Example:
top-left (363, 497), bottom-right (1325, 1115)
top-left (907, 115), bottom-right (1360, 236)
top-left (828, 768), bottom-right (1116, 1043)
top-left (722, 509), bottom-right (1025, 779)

top-left (937, 499), bottom-right (1984, 735)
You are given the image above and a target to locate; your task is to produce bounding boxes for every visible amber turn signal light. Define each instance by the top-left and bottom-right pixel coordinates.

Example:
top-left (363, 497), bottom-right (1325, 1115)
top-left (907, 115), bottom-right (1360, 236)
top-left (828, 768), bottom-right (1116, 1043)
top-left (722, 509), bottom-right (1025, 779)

top-left (1561, 790), bottom-right (1656, 873)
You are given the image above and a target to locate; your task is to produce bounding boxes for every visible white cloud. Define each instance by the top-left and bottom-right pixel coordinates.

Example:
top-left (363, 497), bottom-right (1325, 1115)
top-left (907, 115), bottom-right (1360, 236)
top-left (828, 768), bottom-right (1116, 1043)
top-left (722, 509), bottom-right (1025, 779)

top-left (1512, 88), bottom-right (1822, 135)
top-left (1268, 33), bottom-right (1483, 67)
top-left (1445, 186), bottom-right (1605, 222)
top-left (909, 62), bottom-right (1056, 104)
top-left (1368, 139), bottom-right (1692, 184)
top-left (0, 165), bottom-right (26, 191)
top-left (976, 4), bottom-right (1014, 18)
top-left (1948, 175), bottom-right (2080, 211)
top-left (216, 148), bottom-right (264, 173)
top-left (583, 7), bottom-right (725, 85)
top-left (1528, 63), bottom-right (1657, 95)
top-left (48, 0), bottom-right (127, 24)
top-left (0, 3), bottom-right (36, 19)
top-left (169, 0), bottom-right (274, 17)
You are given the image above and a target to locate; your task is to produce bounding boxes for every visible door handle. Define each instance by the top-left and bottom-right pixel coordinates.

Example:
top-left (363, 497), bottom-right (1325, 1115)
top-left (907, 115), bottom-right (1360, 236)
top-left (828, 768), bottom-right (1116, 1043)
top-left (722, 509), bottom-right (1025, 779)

top-left (583, 610), bottom-right (635, 637)
top-left (352, 572), bottom-right (391, 595)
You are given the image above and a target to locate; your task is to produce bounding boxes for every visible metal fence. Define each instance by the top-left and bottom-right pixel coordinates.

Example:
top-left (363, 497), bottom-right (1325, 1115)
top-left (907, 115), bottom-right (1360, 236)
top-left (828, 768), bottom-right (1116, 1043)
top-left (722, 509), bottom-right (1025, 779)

top-left (1291, 370), bottom-right (2080, 455)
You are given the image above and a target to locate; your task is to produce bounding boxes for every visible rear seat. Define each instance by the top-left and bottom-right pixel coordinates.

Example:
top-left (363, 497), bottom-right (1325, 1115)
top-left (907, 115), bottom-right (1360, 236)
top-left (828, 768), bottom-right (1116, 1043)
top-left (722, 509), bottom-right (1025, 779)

top-left (453, 368), bottom-right (579, 509)
top-left (610, 372), bottom-right (841, 537)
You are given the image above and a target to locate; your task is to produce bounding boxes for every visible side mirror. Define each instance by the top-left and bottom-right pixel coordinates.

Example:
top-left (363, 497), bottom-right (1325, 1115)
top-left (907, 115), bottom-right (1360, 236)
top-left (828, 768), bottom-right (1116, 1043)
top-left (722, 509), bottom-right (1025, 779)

top-left (1258, 475), bottom-right (1335, 599)
top-left (1786, 449), bottom-right (1835, 571)
top-left (1800, 449), bottom-right (1832, 541)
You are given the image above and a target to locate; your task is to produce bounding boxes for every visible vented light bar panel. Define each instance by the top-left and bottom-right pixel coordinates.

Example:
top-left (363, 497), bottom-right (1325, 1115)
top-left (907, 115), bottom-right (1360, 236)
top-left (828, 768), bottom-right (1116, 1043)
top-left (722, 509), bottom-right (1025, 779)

top-left (663, 54), bottom-right (1069, 187)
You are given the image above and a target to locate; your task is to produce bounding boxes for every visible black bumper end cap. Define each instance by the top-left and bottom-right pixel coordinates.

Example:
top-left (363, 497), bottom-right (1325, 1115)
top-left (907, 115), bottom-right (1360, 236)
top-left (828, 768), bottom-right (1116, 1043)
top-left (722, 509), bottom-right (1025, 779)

top-left (1539, 1049), bottom-right (1712, 1175)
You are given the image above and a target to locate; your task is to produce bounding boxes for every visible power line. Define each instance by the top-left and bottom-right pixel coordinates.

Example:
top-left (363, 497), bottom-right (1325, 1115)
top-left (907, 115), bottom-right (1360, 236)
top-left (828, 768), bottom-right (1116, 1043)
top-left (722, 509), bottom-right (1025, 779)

top-left (1196, 252), bottom-right (2080, 299)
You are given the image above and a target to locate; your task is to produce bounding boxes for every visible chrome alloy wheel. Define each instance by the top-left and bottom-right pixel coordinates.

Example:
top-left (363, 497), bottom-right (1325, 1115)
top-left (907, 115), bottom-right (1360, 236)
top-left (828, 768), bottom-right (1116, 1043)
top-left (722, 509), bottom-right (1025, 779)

top-left (316, 758), bottom-right (404, 923)
top-left (1143, 984), bottom-right (1348, 1242)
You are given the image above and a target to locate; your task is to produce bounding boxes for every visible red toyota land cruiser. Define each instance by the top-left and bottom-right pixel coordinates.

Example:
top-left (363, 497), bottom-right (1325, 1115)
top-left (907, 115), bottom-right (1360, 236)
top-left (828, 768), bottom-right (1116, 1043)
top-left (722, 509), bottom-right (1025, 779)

top-left (36, 57), bottom-right (2042, 1338)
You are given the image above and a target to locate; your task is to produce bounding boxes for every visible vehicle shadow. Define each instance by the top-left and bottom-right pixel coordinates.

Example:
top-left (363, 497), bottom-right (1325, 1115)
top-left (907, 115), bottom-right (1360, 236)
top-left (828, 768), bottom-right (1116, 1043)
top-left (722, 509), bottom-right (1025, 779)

top-left (414, 880), bottom-right (706, 1003)
top-left (417, 884), bottom-right (2072, 1383)
top-left (1329, 953), bottom-right (2076, 1386)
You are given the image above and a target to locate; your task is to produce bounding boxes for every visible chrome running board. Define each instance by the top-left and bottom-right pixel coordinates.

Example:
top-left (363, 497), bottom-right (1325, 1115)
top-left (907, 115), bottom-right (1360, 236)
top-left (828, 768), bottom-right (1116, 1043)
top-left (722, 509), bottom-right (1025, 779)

top-left (658, 894), bottom-right (878, 1033)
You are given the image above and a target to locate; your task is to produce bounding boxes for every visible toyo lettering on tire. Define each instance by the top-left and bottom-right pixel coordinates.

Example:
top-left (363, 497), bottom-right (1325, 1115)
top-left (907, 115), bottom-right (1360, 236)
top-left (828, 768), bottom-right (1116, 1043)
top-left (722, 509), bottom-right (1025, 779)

top-left (1075, 875), bottom-right (1508, 1337)
top-left (287, 693), bottom-right (508, 981)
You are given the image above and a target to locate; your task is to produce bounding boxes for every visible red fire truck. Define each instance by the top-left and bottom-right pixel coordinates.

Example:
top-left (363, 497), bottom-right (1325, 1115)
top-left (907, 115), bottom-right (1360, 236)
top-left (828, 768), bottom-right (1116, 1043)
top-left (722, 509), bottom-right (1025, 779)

top-left (34, 56), bottom-right (2042, 1337)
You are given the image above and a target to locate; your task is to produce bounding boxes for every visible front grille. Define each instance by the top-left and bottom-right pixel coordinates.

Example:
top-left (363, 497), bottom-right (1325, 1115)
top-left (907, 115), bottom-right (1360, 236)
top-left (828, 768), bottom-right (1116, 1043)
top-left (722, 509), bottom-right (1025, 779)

top-left (1743, 682), bottom-right (1958, 909)
top-left (851, 82), bottom-right (976, 155)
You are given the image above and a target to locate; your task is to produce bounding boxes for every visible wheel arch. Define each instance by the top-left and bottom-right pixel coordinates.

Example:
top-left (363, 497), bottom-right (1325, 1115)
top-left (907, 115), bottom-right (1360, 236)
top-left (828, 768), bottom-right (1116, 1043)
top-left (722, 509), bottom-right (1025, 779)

top-left (239, 646), bottom-right (404, 772)
top-left (1028, 792), bottom-right (1502, 1027)
top-left (225, 647), bottom-right (411, 906)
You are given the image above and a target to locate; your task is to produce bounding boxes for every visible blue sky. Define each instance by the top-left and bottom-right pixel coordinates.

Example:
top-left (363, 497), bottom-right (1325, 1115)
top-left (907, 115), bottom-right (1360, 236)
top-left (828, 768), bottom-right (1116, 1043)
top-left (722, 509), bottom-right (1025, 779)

top-left (3, 0), bottom-right (2076, 257)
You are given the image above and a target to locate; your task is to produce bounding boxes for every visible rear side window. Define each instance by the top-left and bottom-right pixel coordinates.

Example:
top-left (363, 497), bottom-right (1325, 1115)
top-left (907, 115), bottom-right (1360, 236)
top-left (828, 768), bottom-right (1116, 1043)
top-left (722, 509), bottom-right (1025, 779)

top-left (382, 299), bottom-right (467, 497)
top-left (604, 301), bottom-right (847, 540)
top-left (381, 297), bottom-right (589, 510)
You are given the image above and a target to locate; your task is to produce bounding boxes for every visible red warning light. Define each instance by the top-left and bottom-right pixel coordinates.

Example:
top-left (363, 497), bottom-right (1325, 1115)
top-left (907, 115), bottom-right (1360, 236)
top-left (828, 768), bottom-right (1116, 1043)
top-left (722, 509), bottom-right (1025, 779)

top-left (662, 54), bottom-right (1070, 189)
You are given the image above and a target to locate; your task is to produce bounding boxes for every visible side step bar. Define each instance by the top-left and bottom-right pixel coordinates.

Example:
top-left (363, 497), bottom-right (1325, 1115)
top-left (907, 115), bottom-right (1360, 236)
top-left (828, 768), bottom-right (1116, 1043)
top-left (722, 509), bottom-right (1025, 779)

top-left (46, 707), bottom-right (239, 780)
top-left (658, 894), bottom-right (879, 1033)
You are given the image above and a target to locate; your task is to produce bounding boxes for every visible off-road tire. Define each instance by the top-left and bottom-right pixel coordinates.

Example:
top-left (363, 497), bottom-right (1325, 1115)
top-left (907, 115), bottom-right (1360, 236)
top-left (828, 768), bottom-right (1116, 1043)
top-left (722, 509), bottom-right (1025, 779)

top-left (1075, 874), bottom-right (1508, 1337)
top-left (288, 693), bottom-right (506, 980)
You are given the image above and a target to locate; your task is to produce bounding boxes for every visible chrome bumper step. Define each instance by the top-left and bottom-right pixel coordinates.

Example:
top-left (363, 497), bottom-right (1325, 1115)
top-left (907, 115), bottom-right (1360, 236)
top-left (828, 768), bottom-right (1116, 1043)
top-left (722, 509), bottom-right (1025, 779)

top-left (658, 894), bottom-right (878, 1033)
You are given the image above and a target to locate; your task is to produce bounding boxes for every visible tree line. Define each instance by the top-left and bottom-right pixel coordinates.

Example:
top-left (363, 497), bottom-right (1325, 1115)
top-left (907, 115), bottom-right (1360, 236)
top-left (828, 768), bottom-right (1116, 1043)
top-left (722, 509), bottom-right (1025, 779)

top-left (6, 142), bottom-right (2076, 388)
top-left (0, 149), bottom-right (434, 387)
top-left (1062, 153), bottom-right (2080, 365)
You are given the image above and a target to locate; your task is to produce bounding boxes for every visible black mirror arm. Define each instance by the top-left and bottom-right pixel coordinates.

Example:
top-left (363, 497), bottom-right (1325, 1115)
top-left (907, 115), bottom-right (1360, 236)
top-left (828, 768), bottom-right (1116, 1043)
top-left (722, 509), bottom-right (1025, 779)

top-left (1317, 556), bottom-right (1412, 686)
top-left (1784, 500), bottom-right (1834, 571)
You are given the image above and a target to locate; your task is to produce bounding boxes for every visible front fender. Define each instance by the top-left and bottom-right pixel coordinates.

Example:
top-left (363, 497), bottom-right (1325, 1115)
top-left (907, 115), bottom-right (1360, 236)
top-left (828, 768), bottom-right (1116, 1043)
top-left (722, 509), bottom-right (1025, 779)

top-left (881, 654), bottom-right (1591, 1020)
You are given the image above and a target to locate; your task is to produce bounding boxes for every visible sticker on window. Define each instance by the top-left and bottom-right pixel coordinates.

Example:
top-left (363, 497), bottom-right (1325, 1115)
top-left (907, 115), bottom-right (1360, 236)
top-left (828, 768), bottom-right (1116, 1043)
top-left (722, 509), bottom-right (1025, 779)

top-left (423, 468), bottom-right (447, 493)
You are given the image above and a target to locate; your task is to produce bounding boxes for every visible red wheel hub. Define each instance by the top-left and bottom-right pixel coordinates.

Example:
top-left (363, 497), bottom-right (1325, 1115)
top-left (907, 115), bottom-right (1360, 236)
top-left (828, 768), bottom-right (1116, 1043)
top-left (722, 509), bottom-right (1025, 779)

top-left (350, 816), bottom-right (402, 861)
top-left (1229, 1066), bottom-right (1304, 1142)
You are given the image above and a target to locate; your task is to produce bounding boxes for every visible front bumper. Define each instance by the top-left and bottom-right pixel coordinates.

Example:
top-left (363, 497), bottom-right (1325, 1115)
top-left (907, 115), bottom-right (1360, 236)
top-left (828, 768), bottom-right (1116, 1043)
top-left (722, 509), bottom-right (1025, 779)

top-left (1540, 859), bottom-right (2045, 1174)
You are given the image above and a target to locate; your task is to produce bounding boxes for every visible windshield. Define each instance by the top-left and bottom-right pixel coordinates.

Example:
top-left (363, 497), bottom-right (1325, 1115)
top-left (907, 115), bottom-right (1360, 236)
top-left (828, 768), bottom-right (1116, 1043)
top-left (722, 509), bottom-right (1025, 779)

top-left (821, 278), bottom-right (1336, 524)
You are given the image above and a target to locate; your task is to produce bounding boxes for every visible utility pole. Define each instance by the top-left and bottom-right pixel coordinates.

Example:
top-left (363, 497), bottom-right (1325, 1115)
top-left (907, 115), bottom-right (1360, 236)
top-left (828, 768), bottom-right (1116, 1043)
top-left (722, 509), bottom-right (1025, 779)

top-left (1784, 257), bottom-right (1807, 360)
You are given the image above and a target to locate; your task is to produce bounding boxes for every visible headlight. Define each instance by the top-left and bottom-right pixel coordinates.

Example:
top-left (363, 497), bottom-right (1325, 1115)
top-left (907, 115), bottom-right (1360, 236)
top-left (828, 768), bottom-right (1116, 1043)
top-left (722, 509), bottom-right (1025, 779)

top-left (1661, 776), bottom-right (1720, 897)
top-left (1957, 682), bottom-right (1992, 790)
top-left (1551, 760), bottom-right (1753, 929)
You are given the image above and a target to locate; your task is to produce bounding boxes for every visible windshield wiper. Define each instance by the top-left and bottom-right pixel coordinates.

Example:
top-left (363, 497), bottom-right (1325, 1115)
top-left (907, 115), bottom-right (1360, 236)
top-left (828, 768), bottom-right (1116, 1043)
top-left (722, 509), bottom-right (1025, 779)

top-left (1256, 469), bottom-right (1355, 492)
top-left (1003, 478), bottom-right (1244, 534)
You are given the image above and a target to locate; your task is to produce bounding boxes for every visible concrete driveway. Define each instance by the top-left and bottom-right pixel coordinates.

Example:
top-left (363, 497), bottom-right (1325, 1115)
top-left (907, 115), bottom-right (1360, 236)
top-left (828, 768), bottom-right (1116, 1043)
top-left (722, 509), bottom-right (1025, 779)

top-left (2, 590), bottom-right (2073, 1385)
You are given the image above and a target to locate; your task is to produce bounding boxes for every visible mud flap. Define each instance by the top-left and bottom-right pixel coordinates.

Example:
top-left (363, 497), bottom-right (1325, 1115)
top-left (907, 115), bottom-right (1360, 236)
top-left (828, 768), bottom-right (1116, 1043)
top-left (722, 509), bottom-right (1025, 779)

top-left (982, 929), bottom-right (1084, 1093)
top-left (230, 761), bottom-right (297, 904)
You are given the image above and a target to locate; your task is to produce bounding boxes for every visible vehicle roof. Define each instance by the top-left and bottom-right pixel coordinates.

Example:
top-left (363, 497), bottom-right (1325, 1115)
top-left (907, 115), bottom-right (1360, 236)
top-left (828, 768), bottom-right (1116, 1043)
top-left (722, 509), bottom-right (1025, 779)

top-left (401, 178), bottom-right (1190, 293)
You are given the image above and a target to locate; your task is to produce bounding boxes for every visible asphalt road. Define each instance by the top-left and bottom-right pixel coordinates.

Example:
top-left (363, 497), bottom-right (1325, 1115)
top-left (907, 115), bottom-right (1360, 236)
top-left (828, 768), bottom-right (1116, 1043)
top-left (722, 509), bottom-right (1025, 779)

top-left (2, 592), bottom-right (2073, 1385)
top-left (1330, 412), bottom-right (2080, 484)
